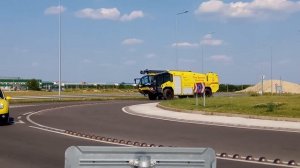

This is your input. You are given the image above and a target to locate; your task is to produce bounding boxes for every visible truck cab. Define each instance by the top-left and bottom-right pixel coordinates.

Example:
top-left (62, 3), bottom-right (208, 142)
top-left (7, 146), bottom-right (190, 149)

top-left (135, 69), bottom-right (166, 100)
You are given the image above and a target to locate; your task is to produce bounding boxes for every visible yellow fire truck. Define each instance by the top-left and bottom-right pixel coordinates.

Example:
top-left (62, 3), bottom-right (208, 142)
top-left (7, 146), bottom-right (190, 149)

top-left (136, 70), bottom-right (219, 100)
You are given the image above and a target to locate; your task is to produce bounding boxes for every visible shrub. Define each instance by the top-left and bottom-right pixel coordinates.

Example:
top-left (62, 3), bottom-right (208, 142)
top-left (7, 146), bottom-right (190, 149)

top-left (26, 79), bottom-right (41, 91)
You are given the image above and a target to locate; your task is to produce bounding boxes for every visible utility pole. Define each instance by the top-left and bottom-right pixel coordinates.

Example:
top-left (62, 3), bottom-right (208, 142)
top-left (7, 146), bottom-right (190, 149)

top-left (270, 47), bottom-right (273, 95)
top-left (201, 46), bottom-right (204, 73)
top-left (58, 0), bottom-right (62, 100)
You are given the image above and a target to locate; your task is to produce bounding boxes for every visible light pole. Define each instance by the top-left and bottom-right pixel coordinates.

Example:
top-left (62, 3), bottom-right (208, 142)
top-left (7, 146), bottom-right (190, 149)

top-left (201, 46), bottom-right (204, 72)
top-left (270, 46), bottom-right (273, 95)
top-left (58, 0), bottom-right (62, 100)
top-left (175, 10), bottom-right (188, 70)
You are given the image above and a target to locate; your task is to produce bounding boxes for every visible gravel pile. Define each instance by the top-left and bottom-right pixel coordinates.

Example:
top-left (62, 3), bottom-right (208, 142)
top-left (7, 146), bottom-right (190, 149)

top-left (240, 80), bottom-right (300, 94)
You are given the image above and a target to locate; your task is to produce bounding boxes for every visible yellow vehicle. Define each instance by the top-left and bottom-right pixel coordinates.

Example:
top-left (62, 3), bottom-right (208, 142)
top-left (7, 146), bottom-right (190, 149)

top-left (138, 70), bottom-right (219, 100)
top-left (0, 89), bottom-right (11, 124)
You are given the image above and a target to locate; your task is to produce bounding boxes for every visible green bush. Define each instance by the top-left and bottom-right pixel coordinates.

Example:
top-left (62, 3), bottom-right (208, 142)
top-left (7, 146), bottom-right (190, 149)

top-left (26, 79), bottom-right (41, 91)
top-left (219, 84), bottom-right (252, 92)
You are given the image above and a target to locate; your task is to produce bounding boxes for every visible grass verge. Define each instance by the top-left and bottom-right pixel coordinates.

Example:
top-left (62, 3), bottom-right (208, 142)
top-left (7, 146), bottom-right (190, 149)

top-left (160, 94), bottom-right (300, 119)
top-left (4, 89), bottom-right (145, 104)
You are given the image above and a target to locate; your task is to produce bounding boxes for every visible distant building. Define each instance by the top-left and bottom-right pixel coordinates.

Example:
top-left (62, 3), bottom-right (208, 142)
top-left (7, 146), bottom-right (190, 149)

top-left (0, 77), bottom-right (135, 91)
top-left (0, 77), bottom-right (42, 91)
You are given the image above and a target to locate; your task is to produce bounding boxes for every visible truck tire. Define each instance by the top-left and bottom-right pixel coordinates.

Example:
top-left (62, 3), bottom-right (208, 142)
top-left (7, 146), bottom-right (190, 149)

top-left (148, 93), bottom-right (157, 100)
top-left (205, 88), bottom-right (212, 97)
top-left (7, 114), bottom-right (9, 123)
top-left (163, 88), bottom-right (174, 100)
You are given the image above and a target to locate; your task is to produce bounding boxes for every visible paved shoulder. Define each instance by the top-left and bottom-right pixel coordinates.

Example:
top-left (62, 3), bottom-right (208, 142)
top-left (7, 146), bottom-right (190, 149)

top-left (124, 103), bottom-right (300, 133)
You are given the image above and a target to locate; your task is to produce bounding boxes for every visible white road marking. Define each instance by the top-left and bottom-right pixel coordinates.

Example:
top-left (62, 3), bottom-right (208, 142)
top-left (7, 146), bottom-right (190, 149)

top-left (26, 112), bottom-right (65, 132)
top-left (10, 105), bottom-right (36, 109)
top-left (23, 112), bottom-right (33, 116)
top-left (15, 120), bottom-right (25, 124)
top-left (28, 126), bottom-right (132, 147)
top-left (25, 102), bottom-right (115, 134)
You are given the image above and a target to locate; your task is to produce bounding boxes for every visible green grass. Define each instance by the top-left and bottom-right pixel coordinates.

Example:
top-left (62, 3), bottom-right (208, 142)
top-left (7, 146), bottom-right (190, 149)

top-left (5, 89), bottom-right (138, 97)
top-left (4, 89), bottom-right (144, 104)
top-left (160, 94), bottom-right (300, 119)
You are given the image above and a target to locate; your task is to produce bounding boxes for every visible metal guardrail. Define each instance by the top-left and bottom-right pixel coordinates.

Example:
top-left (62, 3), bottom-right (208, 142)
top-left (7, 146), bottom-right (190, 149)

top-left (65, 146), bottom-right (216, 168)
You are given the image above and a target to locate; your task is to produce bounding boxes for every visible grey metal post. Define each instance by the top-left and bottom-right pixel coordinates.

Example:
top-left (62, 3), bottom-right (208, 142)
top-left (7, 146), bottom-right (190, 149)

top-left (202, 45), bottom-right (204, 73)
top-left (270, 47), bottom-right (273, 95)
top-left (58, 0), bottom-right (62, 100)
top-left (261, 75), bottom-right (264, 95)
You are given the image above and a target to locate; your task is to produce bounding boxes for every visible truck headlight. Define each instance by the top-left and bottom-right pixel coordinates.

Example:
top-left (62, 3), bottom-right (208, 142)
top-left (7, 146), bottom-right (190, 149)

top-left (0, 103), bottom-right (3, 109)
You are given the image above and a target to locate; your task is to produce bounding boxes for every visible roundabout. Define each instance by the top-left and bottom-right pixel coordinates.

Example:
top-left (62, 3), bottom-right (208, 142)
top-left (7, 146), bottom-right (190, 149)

top-left (1, 100), bottom-right (299, 168)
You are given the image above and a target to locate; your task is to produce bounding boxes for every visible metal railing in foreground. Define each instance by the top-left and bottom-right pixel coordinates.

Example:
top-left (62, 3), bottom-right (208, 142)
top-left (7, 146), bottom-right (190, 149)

top-left (65, 146), bottom-right (216, 168)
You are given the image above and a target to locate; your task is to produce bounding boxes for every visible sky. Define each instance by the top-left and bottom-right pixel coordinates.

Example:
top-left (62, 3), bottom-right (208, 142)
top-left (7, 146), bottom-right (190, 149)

top-left (1, 0), bottom-right (300, 84)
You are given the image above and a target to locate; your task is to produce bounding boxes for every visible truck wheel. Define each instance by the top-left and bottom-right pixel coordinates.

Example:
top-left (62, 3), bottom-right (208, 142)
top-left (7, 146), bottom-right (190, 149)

top-left (163, 89), bottom-right (174, 100)
top-left (148, 93), bottom-right (157, 100)
top-left (6, 112), bottom-right (9, 124)
top-left (205, 88), bottom-right (212, 97)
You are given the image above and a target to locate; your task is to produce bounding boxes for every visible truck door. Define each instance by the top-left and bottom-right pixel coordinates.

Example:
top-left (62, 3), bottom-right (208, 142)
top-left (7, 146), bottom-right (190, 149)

top-left (174, 76), bottom-right (181, 95)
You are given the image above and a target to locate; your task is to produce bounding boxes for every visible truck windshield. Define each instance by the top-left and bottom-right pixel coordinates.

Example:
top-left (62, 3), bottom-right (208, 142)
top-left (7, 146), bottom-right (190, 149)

top-left (139, 75), bottom-right (153, 85)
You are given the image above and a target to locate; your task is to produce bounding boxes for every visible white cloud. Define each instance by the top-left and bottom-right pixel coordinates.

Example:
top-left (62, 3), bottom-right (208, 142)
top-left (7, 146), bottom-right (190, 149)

top-left (200, 34), bottom-right (223, 46)
top-left (76, 8), bottom-right (120, 20)
top-left (209, 55), bottom-right (232, 64)
top-left (196, 0), bottom-right (225, 13)
top-left (44, 6), bottom-right (66, 15)
top-left (120, 10), bottom-right (144, 21)
top-left (171, 42), bottom-right (199, 48)
top-left (76, 8), bottom-right (144, 21)
top-left (195, 0), bottom-right (300, 19)
top-left (122, 38), bottom-right (144, 45)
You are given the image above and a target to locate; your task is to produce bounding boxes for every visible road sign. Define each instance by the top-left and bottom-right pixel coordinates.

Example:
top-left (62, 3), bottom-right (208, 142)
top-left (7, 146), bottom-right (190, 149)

top-left (65, 146), bottom-right (216, 168)
top-left (194, 82), bottom-right (205, 94)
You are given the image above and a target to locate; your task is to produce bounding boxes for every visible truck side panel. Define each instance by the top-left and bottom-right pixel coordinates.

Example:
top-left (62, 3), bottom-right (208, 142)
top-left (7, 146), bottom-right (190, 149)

top-left (173, 76), bottom-right (182, 95)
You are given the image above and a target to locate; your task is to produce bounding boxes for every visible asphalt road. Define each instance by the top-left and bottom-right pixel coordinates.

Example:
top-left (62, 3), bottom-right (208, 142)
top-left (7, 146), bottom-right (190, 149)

top-left (1, 100), bottom-right (299, 168)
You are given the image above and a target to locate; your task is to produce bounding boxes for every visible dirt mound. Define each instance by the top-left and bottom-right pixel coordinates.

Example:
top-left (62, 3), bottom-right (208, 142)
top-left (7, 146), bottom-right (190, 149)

top-left (239, 80), bottom-right (300, 94)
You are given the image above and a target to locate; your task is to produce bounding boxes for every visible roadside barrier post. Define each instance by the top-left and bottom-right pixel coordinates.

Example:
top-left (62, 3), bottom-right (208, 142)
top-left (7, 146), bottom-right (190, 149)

top-left (65, 146), bottom-right (216, 168)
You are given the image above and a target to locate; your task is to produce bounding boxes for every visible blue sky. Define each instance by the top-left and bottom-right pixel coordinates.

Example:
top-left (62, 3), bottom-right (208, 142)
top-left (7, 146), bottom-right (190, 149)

top-left (1, 0), bottom-right (300, 84)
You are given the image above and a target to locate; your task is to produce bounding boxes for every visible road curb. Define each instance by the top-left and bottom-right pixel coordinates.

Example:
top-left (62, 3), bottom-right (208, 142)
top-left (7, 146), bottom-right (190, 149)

top-left (125, 103), bottom-right (300, 133)
top-left (157, 103), bottom-right (300, 122)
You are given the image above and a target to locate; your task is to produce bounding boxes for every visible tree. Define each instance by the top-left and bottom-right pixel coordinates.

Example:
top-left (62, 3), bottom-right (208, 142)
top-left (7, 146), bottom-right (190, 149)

top-left (26, 79), bottom-right (41, 91)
